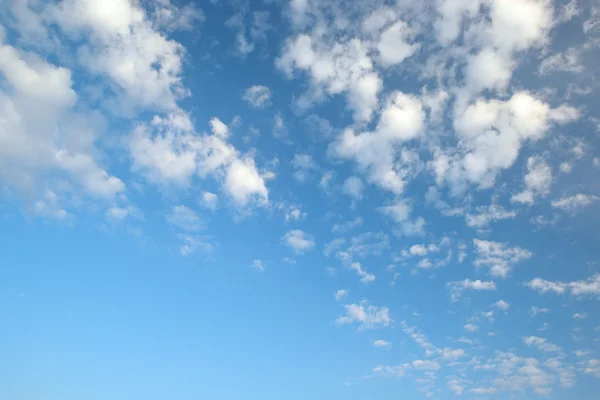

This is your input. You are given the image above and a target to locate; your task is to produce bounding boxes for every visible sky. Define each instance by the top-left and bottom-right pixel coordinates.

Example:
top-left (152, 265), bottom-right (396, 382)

top-left (0, 0), bottom-right (599, 399)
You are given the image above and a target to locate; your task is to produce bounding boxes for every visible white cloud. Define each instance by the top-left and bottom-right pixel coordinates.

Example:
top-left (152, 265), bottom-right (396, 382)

top-left (178, 235), bottom-right (214, 256)
top-left (529, 306), bottom-right (550, 317)
top-left (464, 323), bottom-right (479, 333)
top-left (201, 192), bottom-right (218, 212)
top-left (251, 259), bottom-right (264, 272)
top-left (335, 289), bottom-right (348, 301)
top-left (523, 336), bottom-right (562, 352)
top-left (242, 85), bottom-right (272, 108)
top-left (291, 153), bottom-right (318, 182)
top-left (342, 176), bottom-right (364, 200)
top-left (167, 205), bottom-right (203, 231)
top-left (349, 262), bottom-right (376, 283)
top-left (572, 312), bottom-right (587, 320)
top-left (494, 300), bottom-right (510, 311)
top-left (377, 21), bottom-right (419, 67)
top-left (282, 229), bottom-right (315, 253)
top-left (0, 37), bottom-right (124, 202)
top-left (409, 244), bottom-right (428, 256)
top-left (511, 156), bottom-right (553, 205)
top-left (373, 339), bottom-right (392, 348)
top-left (526, 274), bottom-right (600, 297)
top-left (331, 217), bottom-right (363, 234)
top-left (473, 239), bottom-right (532, 278)
top-left (336, 301), bottom-right (391, 329)
top-left (284, 205), bottom-right (307, 222)
top-left (447, 279), bottom-right (496, 302)
top-left (551, 194), bottom-right (599, 212)
top-left (465, 204), bottom-right (517, 228)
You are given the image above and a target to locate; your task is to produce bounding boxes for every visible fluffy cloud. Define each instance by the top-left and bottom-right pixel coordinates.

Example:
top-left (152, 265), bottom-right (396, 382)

top-left (511, 156), bottom-right (553, 205)
top-left (373, 339), bottom-right (392, 348)
top-left (242, 85), bottom-right (272, 108)
top-left (447, 279), bottom-right (496, 302)
top-left (551, 194), bottom-right (599, 212)
top-left (349, 262), bottom-right (376, 283)
top-left (336, 301), bottom-right (392, 329)
top-left (494, 300), bottom-right (510, 311)
top-left (342, 176), bottom-right (364, 200)
top-left (523, 336), bottom-right (562, 353)
top-left (251, 259), bottom-right (264, 272)
top-left (526, 274), bottom-right (600, 297)
top-left (473, 239), bottom-right (532, 278)
top-left (282, 229), bottom-right (315, 253)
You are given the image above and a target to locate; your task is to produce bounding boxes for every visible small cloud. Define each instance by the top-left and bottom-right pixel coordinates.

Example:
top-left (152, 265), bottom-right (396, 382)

top-left (251, 259), bottom-right (264, 272)
top-left (167, 205), bottom-right (204, 231)
top-left (493, 300), bottom-right (510, 311)
top-left (573, 312), bottom-right (587, 320)
top-left (373, 339), bottom-right (392, 348)
top-left (464, 324), bottom-right (479, 333)
top-left (335, 289), bottom-right (348, 301)
top-left (242, 85), bottom-right (272, 108)
top-left (282, 229), bottom-right (315, 254)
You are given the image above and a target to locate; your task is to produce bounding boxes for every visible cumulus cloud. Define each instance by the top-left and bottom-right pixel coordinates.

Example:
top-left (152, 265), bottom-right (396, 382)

top-left (551, 194), bottom-right (599, 212)
top-left (526, 274), bottom-right (600, 297)
top-left (447, 279), bottom-right (496, 302)
top-left (242, 85), bottom-right (272, 108)
top-left (349, 262), bottom-right (376, 283)
top-left (511, 156), bottom-right (553, 205)
top-left (336, 301), bottom-right (392, 329)
top-left (473, 239), bottom-right (532, 278)
top-left (282, 229), bottom-right (315, 253)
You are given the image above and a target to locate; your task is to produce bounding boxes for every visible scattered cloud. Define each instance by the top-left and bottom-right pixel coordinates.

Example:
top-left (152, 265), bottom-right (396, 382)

top-left (282, 229), bottom-right (315, 254)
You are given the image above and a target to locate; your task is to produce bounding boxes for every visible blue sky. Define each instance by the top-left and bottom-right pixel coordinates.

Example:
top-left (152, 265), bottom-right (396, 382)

top-left (1, 0), bottom-right (600, 398)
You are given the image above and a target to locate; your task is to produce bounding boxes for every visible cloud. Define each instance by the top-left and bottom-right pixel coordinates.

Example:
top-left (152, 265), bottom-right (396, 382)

top-left (447, 279), bottom-right (496, 302)
top-left (526, 274), bottom-right (600, 297)
top-left (335, 289), bottom-right (348, 301)
top-left (251, 259), bottom-right (264, 272)
top-left (523, 336), bottom-right (562, 352)
top-left (282, 229), bottom-right (315, 253)
top-left (349, 262), bottom-right (376, 283)
top-left (473, 239), bottom-right (532, 278)
top-left (551, 194), bottom-right (599, 212)
top-left (342, 176), bottom-right (364, 200)
top-left (167, 205), bottom-right (204, 231)
top-left (493, 300), bottom-right (510, 311)
top-left (511, 156), bottom-right (553, 205)
top-left (201, 192), bottom-right (218, 212)
top-left (465, 204), bottom-right (517, 228)
top-left (291, 153), bottom-right (318, 182)
top-left (572, 312), bottom-right (587, 320)
top-left (373, 339), bottom-right (392, 348)
top-left (284, 205), bottom-right (307, 222)
top-left (242, 85), bottom-right (272, 108)
top-left (529, 306), bottom-right (550, 317)
top-left (464, 323), bottom-right (479, 333)
top-left (331, 217), bottom-right (363, 234)
top-left (336, 301), bottom-right (391, 329)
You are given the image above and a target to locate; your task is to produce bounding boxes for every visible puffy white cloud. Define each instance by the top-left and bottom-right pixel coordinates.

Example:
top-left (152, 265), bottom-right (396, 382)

top-left (494, 300), bottom-right (510, 311)
top-left (447, 279), bottom-right (496, 302)
top-left (473, 239), bottom-right (532, 278)
top-left (284, 205), bottom-right (307, 222)
top-left (336, 301), bottom-right (392, 329)
top-left (178, 235), bottom-right (214, 256)
top-left (224, 157), bottom-right (269, 206)
top-left (242, 85), bottom-right (272, 108)
top-left (291, 153), bottom-right (318, 182)
top-left (282, 229), bottom-right (315, 253)
top-left (349, 262), bottom-right (376, 283)
top-left (50, 0), bottom-right (189, 112)
top-left (0, 38), bottom-right (124, 202)
top-left (511, 156), bottom-right (553, 205)
top-left (409, 244), bottom-right (428, 256)
top-left (464, 323), bottom-right (479, 333)
top-left (167, 205), bottom-right (203, 231)
top-left (551, 194), bottom-right (599, 212)
top-left (526, 274), bottom-right (600, 297)
top-left (523, 336), bottom-right (562, 353)
top-left (377, 21), bottom-right (419, 67)
top-left (529, 306), bottom-right (550, 317)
